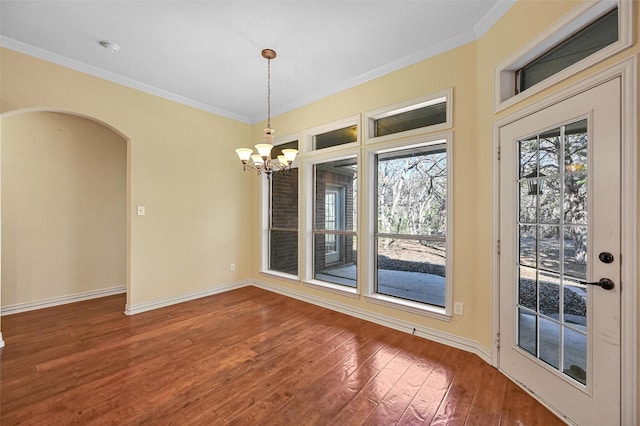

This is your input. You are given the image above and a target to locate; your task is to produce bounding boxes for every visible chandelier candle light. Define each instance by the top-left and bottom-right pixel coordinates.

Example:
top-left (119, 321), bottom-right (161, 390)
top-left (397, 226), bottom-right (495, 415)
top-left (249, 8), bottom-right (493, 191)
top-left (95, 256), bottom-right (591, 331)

top-left (235, 49), bottom-right (298, 175)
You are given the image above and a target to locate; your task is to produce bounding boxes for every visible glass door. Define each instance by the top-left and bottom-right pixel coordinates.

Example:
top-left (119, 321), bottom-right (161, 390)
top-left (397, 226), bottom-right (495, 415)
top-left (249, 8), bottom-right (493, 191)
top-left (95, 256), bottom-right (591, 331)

top-left (499, 78), bottom-right (621, 425)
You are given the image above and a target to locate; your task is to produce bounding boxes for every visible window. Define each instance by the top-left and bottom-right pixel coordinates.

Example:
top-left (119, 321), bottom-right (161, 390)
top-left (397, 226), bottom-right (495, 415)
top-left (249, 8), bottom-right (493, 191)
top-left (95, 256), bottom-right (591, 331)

top-left (312, 158), bottom-right (358, 288)
top-left (495, 1), bottom-right (632, 111)
top-left (365, 90), bottom-right (452, 142)
top-left (516, 8), bottom-right (618, 93)
top-left (314, 125), bottom-right (357, 150)
top-left (373, 98), bottom-right (446, 137)
top-left (267, 140), bottom-right (298, 276)
top-left (375, 143), bottom-right (448, 307)
top-left (305, 115), bottom-right (360, 153)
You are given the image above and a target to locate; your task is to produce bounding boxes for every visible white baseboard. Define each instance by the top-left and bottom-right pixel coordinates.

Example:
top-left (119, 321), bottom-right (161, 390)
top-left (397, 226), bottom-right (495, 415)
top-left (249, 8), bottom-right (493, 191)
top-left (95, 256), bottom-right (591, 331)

top-left (252, 279), bottom-right (492, 364)
top-left (124, 280), bottom-right (251, 315)
top-left (1, 286), bottom-right (127, 316)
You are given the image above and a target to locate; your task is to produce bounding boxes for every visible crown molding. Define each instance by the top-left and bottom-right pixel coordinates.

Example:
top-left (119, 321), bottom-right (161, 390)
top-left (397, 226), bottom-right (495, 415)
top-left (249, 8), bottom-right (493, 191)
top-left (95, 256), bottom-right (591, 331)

top-left (474, 0), bottom-right (516, 37)
top-left (0, 36), bottom-right (252, 124)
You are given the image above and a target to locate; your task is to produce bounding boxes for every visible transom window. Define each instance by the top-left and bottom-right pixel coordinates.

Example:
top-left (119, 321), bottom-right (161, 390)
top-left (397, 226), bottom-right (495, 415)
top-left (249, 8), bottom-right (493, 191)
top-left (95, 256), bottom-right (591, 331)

top-left (314, 125), bottom-right (357, 150)
top-left (495, 1), bottom-right (632, 111)
top-left (365, 90), bottom-right (452, 142)
top-left (516, 7), bottom-right (618, 93)
top-left (373, 98), bottom-right (447, 137)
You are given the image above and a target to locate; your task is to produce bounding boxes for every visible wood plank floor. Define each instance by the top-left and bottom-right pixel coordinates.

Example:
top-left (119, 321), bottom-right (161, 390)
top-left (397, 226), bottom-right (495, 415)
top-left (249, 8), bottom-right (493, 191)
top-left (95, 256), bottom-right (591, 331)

top-left (0, 286), bottom-right (564, 425)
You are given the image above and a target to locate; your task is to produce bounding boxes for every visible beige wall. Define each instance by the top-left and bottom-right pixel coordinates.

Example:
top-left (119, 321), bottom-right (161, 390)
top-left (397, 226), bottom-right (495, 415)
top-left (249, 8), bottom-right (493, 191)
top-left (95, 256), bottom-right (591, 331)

top-left (0, 48), bottom-right (254, 316)
top-left (2, 112), bottom-right (126, 306)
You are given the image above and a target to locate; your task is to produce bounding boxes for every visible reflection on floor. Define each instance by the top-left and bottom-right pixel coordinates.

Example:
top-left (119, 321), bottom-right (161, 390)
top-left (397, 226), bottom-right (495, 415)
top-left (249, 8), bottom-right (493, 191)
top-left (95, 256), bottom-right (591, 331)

top-left (316, 265), bottom-right (445, 307)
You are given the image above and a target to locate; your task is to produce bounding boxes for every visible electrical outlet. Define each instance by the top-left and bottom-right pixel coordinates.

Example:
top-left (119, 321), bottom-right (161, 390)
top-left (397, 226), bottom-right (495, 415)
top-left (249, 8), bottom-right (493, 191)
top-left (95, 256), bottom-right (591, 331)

top-left (230, 263), bottom-right (236, 272)
top-left (137, 206), bottom-right (145, 216)
top-left (454, 301), bottom-right (464, 316)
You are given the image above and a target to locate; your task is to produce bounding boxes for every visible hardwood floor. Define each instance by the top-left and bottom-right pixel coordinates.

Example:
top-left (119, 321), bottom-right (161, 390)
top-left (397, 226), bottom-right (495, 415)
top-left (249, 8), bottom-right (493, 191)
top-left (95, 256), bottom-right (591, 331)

top-left (0, 286), bottom-right (564, 425)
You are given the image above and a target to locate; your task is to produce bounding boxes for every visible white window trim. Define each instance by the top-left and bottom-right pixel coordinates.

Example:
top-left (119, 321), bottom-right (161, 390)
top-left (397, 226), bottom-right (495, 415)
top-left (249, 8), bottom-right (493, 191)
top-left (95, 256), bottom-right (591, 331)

top-left (302, 114), bottom-right (360, 156)
top-left (364, 88), bottom-right (453, 144)
top-left (303, 279), bottom-right (360, 298)
top-left (363, 133), bottom-right (454, 320)
top-left (494, 0), bottom-right (632, 112)
top-left (303, 147), bottom-right (360, 296)
top-left (260, 133), bottom-right (301, 279)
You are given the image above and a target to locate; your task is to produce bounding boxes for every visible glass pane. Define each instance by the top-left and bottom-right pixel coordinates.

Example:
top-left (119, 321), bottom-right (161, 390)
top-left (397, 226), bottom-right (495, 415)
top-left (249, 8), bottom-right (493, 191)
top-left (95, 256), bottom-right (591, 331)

top-left (515, 118), bottom-right (591, 381)
top-left (539, 177), bottom-right (561, 223)
top-left (564, 226), bottom-right (587, 280)
top-left (518, 308), bottom-right (537, 356)
top-left (377, 148), bottom-right (446, 236)
top-left (374, 101), bottom-right (446, 137)
top-left (376, 237), bottom-right (445, 307)
top-left (313, 234), bottom-right (357, 287)
top-left (539, 317), bottom-right (560, 369)
top-left (564, 173), bottom-right (588, 224)
top-left (519, 138), bottom-right (538, 178)
top-left (519, 181), bottom-right (537, 223)
top-left (519, 266), bottom-right (537, 311)
top-left (517, 8), bottom-right (618, 92)
top-left (538, 225), bottom-right (560, 273)
top-left (314, 125), bottom-right (357, 150)
top-left (270, 168), bottom-right (298, 228)
top-left (314, 159), bottom-right (357, 231)
top-left (539, 128), bottom-right (561, 175)
top-left (564, 119), bottom-right (588, 172)
top-left (270, 140), bottom-right (299, 159)
top-left (519, 225), bottom-right (537, 268)
top-left (564, 278), bottom-right (587, 331)
top-left (563, 327), bottom-right (587, 385)
top-left (539, 271), bottom-right (560, 319)
top-left (269, 230), bottom-right (298, 275)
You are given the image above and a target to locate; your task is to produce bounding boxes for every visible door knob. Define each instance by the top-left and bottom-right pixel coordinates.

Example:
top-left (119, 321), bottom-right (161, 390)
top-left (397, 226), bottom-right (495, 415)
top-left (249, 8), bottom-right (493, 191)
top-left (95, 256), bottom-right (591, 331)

top-left (580, 278), bottom-right (614, 290)
top-left (598, 252), bottom-right (614, 263)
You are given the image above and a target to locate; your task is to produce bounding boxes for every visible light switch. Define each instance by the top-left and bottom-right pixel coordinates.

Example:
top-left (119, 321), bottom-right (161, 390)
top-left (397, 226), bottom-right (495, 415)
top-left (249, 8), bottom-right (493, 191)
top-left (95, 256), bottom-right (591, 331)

top-left (137, 206), bottom-right (145, 216)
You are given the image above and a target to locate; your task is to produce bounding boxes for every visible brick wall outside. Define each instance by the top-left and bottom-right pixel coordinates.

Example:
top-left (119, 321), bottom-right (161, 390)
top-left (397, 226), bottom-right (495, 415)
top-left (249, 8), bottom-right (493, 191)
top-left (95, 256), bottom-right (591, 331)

top-left (269, 169), bottom-right (298, 274)
top-left (314, 168), bottom-right (355, 275)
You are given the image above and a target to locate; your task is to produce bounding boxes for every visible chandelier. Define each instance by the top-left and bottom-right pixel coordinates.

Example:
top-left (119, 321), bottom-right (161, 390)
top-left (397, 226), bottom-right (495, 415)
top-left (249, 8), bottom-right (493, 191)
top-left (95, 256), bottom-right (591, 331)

top-left (235, 49), bottom-right (298, 175)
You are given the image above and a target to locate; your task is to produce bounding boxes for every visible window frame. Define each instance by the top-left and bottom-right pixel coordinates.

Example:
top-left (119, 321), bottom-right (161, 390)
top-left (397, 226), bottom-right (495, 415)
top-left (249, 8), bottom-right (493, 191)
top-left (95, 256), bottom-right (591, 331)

top-left (494, 0), bottom-right (632, 112)
top-left (304, 153), bottom-right (359, 297)
top-left (302, 115), bottom-right (360, 154)
top-left (364, 89), bottom-right (453, 144)
top-left (260, 134), bottom-right (301, 281)
top-left (302, 117), bottom-right (360, 297)
top-left (364, 133), bottom-right (454, 320)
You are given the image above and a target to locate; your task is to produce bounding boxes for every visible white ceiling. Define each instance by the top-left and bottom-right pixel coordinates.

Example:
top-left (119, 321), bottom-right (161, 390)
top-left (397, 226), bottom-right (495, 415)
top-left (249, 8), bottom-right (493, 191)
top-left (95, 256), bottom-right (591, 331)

top-left (0, 1), bottom-right (514, 124)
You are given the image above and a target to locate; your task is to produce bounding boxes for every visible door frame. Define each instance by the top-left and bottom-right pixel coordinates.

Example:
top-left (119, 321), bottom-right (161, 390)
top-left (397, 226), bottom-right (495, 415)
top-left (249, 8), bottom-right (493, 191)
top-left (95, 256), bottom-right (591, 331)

top-left (491, 56), bottom-right (638, 424)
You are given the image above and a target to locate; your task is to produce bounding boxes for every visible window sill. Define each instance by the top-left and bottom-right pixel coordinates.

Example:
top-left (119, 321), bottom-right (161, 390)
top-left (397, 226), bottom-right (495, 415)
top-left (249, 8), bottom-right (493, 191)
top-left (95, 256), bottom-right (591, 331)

top-left (364, 293), bottom-right (451, 322)
top-left (303, 279), bottom-right (360, 299)
top-left (260, 270), bottom-right (300, 284)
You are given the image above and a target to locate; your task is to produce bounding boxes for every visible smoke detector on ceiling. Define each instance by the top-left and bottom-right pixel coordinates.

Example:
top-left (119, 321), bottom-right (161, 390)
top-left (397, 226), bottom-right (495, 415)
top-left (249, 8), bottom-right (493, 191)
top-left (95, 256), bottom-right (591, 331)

top-left (99, 40), bottom-right (120, 54)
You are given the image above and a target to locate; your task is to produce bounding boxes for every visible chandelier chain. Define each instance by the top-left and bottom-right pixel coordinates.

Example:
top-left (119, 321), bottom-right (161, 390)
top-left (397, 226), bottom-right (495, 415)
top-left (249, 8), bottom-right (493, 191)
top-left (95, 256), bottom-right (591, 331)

top-left (267, 56), bottom-right (271, 129)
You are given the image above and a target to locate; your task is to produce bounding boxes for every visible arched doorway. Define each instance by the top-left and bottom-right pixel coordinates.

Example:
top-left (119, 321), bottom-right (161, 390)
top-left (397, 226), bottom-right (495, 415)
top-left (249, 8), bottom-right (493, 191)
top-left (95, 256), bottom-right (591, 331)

top-left (1, 111), bottom-right (128, 341)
